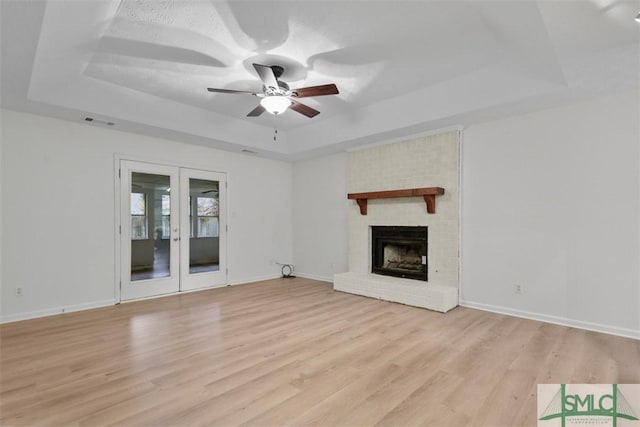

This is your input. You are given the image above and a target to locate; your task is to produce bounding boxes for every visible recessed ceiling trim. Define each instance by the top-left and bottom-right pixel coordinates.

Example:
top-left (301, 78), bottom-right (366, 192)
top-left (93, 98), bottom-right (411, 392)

top-left (2, 0), bottom-right (637, 161)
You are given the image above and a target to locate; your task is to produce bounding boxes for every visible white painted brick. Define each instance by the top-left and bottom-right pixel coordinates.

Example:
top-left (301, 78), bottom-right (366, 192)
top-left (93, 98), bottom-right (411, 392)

top-left (334, 272), bottom-right (458, 313)
top-left (341, 131), bottom-right (460, 311)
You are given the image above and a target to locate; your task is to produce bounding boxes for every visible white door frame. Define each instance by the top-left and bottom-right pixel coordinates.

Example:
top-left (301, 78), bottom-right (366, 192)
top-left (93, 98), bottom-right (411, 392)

top-left (114, 155), bottom-right (228, 303)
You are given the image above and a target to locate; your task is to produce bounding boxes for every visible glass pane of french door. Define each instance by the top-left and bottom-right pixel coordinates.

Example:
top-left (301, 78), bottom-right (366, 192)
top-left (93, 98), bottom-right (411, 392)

top-left (188, 178), bottom-right (220, 274)
top-left (130, 172), bottom-right (171, 281)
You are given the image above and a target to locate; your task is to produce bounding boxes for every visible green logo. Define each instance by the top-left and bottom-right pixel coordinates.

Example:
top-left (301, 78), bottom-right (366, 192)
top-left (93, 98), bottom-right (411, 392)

top-left (539, 384), bottom-right (639, 427)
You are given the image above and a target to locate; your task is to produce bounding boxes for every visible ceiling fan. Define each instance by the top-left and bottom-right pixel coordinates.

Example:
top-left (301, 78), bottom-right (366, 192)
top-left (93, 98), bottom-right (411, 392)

top-left (207, 63), bottom-right (339, 118)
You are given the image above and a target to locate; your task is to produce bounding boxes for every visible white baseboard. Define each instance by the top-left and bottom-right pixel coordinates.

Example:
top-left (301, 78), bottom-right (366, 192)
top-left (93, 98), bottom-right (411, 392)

top-left (460, 300), bottom-right (640, 340)
top-left (294, 272), bottom-right (334, 283)
top-left (1, 273), bottom-right (304, 323)
top-left (228, 274), bottom-right (282, 286)
top-left (1, 275), bottom-right (285, 323)
top-left (1, 299), bottom-right (116, 324)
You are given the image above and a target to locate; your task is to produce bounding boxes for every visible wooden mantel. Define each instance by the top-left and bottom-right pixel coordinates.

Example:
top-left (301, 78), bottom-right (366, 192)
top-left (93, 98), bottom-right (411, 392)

top-left (347, 187), bottom-right (445, 215)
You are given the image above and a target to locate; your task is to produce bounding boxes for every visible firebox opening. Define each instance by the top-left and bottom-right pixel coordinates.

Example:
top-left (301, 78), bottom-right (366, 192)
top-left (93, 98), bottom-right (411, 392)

top-left (371, 226), bottom-right (427, 281)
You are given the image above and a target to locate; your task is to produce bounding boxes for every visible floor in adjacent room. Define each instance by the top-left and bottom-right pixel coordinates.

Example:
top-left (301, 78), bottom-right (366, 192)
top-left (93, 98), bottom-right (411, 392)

top-left (1, 278), bottom-right (638, 426)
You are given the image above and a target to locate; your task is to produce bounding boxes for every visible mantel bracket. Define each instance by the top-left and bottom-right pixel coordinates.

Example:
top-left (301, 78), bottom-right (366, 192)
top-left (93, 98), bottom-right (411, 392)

top-left (355, 198), bottom-right (368, 215)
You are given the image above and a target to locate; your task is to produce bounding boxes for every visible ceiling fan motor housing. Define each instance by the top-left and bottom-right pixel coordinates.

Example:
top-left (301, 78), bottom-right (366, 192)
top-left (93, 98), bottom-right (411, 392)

top-left (264, 80), bottom-right (290, 96)
top-left (277, 80), bottom-right (290, 91)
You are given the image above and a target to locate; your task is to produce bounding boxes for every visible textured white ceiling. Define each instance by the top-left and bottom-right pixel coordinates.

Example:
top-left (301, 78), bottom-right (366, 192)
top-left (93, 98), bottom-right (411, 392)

top-left (1, 0), bottom-right (638, 160)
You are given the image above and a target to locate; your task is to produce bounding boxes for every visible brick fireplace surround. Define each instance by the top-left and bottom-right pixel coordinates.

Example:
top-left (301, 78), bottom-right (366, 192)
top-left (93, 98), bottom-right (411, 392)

top-left (333, 130), bottom-right (460, 312)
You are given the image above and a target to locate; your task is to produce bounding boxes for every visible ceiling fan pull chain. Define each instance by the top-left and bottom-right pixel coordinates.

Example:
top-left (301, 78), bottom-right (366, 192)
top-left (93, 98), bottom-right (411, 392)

top-left (274, 128), bottom-right (278, 142)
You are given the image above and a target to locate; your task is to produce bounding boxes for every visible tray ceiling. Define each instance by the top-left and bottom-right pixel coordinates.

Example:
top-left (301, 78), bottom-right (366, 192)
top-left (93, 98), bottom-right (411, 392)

top-left (1, 0), bottom-right (638, 160)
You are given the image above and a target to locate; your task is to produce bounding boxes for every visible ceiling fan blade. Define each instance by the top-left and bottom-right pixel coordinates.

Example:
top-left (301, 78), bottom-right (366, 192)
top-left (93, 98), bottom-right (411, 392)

top-left (253, 63), bottom-right (279, 90)
top-left (207, 88), bottom-right (259, 95)
top-left (247, 105), bottom-right (266, 117)
top-left (292, 84), bottom-right (339, 98)
top-left (290, 100), bottom-right (320, 118)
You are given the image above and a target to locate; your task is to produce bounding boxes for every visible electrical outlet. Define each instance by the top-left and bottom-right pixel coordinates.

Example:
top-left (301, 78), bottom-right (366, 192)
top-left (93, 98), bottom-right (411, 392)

top-left (514, 284), bottom-right (524, 295)
top-left (15, 287), bottom-right (23, 296)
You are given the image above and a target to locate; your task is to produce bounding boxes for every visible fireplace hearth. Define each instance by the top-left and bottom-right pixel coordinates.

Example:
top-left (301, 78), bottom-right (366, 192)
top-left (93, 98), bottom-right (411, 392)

top-left (371, 226), bottom-right (427, 281)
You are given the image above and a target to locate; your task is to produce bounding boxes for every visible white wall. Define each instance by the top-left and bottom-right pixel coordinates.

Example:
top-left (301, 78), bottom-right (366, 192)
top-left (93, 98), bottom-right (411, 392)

top-left (3, 90), bottom-right (639, 338)
top-left (1, 110), bottom-right (293, 322)
top-left (292, 153), bottom-right (349, 281)
top-left (289, 92), bottom-right (639, 338)
top-left (461, 92), bottom-right (640, 338)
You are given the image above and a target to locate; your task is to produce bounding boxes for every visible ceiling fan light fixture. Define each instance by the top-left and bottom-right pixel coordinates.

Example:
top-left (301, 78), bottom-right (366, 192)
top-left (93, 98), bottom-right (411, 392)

top-left (260, 96), bottom-right (292, 115)
top-left (635, 12), bottom-right (640, 22)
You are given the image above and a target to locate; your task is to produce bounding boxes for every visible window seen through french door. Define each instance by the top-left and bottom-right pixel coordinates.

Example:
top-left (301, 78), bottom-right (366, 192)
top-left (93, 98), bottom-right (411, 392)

top-left (120, 160), bottom-right (227, 301)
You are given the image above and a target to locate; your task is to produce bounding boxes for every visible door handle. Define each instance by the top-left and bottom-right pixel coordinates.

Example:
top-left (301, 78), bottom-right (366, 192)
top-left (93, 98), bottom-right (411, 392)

top-left (173, 237), bottom-right (180, 241)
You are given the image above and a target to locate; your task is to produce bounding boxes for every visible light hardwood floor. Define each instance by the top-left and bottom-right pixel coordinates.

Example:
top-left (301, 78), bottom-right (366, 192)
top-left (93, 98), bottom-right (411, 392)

top-left (1, 278), bottom-right (639, 426)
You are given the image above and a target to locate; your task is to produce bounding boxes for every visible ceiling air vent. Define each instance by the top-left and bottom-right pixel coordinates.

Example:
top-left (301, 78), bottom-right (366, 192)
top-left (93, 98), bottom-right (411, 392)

top-left (84, 117), bottom-right (115, 126)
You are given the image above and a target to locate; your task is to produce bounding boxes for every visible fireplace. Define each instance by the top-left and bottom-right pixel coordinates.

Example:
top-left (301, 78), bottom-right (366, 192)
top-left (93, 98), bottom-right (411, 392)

top-left (371, 226), bottom-right (427, 281)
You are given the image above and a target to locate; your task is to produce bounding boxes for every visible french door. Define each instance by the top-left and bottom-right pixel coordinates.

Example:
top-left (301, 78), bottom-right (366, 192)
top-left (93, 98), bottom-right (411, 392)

top-left (120, 160), bottom-right (227, 301)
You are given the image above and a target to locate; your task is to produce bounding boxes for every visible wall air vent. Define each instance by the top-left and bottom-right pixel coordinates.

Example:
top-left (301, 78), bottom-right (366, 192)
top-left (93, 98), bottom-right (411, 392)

top-left (84, 117), bottom-right (115, 126)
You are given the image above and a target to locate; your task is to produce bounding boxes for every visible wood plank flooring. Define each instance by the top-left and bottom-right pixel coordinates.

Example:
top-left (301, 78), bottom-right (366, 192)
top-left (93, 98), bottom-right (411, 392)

top-left (1, 278), bottom-right (639, 426)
